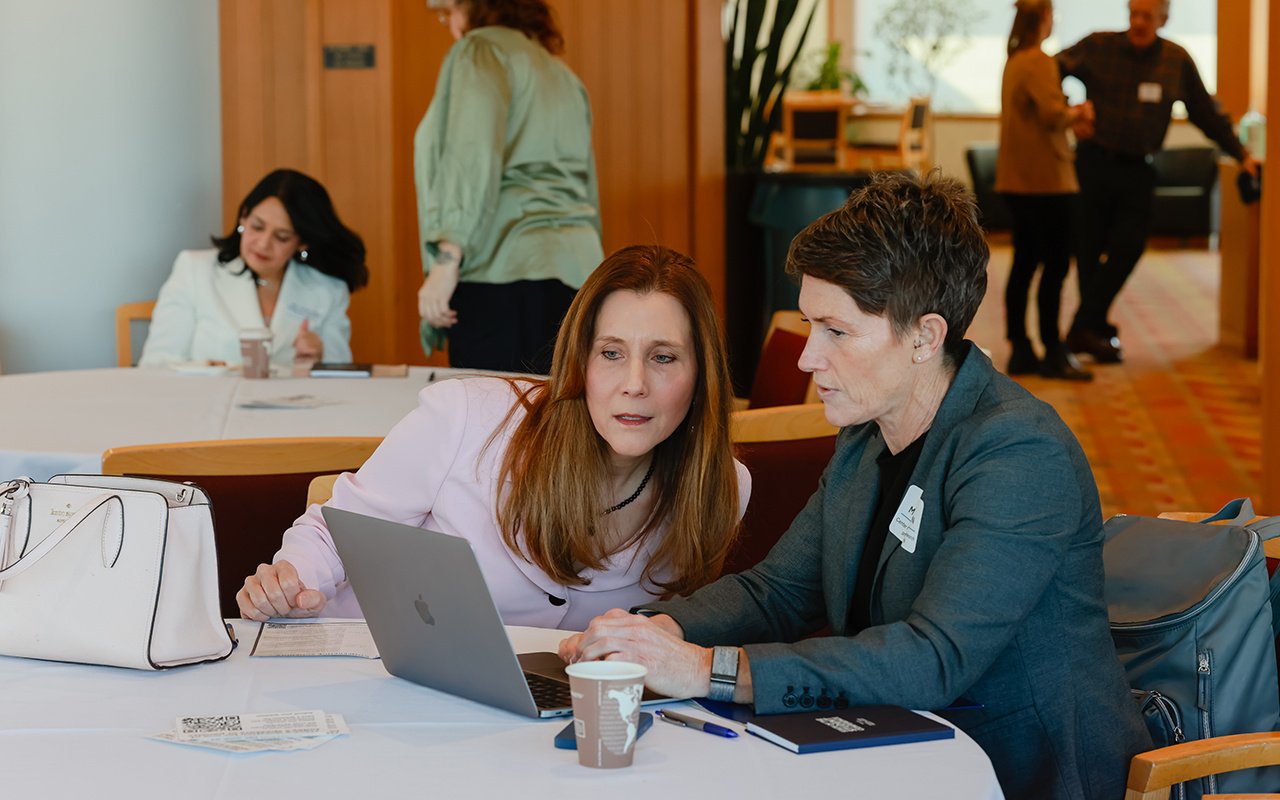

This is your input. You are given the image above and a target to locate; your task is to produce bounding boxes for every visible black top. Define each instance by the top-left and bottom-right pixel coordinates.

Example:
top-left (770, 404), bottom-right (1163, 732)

top-left (850, 432), bottom-right (928, 631)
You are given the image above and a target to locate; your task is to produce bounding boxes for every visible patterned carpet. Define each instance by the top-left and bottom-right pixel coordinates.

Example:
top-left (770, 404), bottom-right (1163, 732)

top-left (972, 242), bottom-right (1263, 519)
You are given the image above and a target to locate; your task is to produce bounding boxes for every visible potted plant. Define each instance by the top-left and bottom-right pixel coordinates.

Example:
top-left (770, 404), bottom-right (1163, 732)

top-left (723, 0), bottom-right (819, 392)
top-left (725, 0), bottom-right (818, 172)
top-left (804, 42), bottom-right (867, 97)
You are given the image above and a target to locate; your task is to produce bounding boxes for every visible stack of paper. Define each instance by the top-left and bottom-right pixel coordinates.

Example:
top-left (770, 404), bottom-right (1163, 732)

top-left (150, 710), bottom-right (349, 753)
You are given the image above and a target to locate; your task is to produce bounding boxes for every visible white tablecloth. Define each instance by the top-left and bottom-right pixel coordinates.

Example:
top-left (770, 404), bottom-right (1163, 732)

top-left (0, 620), bottom-right (1004, 799)
top-left (0, 367), bottom-right (472, 480)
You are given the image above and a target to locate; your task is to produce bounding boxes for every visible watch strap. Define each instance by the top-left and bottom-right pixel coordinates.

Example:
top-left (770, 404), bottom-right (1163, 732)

top-left (707, 645), bottom-right (739, 702)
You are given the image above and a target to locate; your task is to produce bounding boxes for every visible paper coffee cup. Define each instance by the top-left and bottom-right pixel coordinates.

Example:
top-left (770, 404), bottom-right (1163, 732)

top-left (239, 328), bottom-right (272, 379)
top-left (564, 661), bottom-right (647, 768)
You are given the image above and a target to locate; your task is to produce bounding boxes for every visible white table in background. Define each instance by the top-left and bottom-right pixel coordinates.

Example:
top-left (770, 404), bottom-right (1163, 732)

top-left (0, 367), bottom-right (491, 481)
top-left (0, 620), bottom-right (1005, 800)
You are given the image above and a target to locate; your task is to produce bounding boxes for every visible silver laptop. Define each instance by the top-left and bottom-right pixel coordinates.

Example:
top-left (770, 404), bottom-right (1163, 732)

top-left (322, 506), bottom-right (670, 718)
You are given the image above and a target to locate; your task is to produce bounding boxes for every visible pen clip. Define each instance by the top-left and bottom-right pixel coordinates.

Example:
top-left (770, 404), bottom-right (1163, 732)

top-left (657, 709), bottom-right (689, 728)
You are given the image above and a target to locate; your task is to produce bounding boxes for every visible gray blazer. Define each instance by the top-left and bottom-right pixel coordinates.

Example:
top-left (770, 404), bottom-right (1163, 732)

top-left (652, 345), bottom-right (1149, 800)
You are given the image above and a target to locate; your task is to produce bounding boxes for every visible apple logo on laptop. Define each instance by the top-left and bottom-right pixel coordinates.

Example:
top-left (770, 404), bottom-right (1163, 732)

top-left (414, 594), bottom-right (436, 626)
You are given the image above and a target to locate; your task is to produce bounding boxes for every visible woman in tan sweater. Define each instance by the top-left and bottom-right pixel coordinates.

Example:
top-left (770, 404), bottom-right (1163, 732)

top-left (995, 0), bottom-right (1093, 380)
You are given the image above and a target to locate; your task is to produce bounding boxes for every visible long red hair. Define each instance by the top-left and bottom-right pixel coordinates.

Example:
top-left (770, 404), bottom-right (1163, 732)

top-left (494, 245), bottom-right (739, 595)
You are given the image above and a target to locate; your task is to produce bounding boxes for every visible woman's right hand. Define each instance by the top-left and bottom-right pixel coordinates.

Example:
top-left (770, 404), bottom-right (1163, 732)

top-left (418, 242), bottom-right (462, 329)
top-left (236, 560), bottom-right (328, 621)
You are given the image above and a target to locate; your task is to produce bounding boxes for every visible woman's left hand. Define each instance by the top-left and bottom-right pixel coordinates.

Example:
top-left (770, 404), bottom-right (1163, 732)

top-left (559, 608), bottom-right (712, 698)
top-left (293, 319), bottom-right (323, 361)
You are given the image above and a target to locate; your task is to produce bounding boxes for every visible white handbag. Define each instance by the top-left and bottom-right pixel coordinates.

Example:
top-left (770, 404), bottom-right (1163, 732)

top-left (0, 474), bottom-right (235, 669)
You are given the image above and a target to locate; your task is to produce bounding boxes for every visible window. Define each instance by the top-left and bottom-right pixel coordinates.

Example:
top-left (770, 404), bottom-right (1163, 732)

top-left (849, 0), bottom-right (1218, 114)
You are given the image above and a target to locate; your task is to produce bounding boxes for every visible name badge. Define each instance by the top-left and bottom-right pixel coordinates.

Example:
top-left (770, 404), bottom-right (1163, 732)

top-left (1138, 82), bottom-right (1162, 103)
top-left (889, 485), bottom-right (924, 554)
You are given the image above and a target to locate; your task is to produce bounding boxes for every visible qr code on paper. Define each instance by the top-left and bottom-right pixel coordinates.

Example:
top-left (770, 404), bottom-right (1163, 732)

top-left (180, 715), bottom-right (244, 734)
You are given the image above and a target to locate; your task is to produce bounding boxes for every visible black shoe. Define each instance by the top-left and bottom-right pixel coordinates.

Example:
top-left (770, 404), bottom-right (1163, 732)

top-left (1039, 346), bottom-right (1094, 381)
top-left (1006, 340), bottom-right (1040, 375)
top-left (1065, 329), bottom-right (1123, 364)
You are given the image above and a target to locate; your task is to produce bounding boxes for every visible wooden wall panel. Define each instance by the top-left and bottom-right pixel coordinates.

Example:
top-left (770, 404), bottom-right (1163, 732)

top-left (555, 0), bottom-right (723, 314)
top-left (221, 0), bottom-right (724, 363)
top-left (1217, 1), bottom-right (1251, 119)
top-left (219, 0), bottom-right (310, 228)
top-left (1261, 4), bottom-right (1280, 513)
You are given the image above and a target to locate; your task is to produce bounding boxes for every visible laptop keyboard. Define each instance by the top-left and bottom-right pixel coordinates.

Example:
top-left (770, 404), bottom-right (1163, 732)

top-left (524, 671), bottom-right (573, 708)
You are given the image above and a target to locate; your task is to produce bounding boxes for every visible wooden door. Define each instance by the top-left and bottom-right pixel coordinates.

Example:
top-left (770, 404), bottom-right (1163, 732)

top-left (220, 0), bottom-right (723, 365)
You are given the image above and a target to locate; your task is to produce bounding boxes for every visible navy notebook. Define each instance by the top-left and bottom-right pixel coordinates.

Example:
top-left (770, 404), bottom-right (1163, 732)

top-left (744, 705), bottom-right (954, 754)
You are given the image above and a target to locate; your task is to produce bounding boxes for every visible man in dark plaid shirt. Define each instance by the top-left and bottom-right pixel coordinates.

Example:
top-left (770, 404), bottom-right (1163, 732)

top-left (1056, 0), bottom-right (1258, 363)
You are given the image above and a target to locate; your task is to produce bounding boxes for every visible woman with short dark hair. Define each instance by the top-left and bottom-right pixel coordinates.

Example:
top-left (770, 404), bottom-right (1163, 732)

top-left (416, 0), bottom-right (602, 374)
top-left (139, 168), bottom-right (367, 367)
top-left (564, 172), bottom-right (1151, 800)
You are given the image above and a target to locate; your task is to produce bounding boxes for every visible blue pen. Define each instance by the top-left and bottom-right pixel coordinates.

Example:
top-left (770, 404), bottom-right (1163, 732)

top-left (657, 708), bottom-right (738, 738)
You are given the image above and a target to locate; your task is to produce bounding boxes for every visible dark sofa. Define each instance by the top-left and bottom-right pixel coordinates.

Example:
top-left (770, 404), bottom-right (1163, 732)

top-left (964, 142), bottom-right (1220, 240)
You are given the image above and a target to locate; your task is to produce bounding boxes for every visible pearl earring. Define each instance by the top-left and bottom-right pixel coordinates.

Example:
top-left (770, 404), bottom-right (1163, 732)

top-left (236, 225), bottom-right (244, 234)
top-left (914, 353), bottom-right (924, 363)
top-left (299, 249), bottom-right (309, 262)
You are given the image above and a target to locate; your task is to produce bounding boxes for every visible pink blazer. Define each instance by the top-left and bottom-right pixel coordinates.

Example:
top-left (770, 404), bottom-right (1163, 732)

top-left (276, 376), bottom-right (752, 629)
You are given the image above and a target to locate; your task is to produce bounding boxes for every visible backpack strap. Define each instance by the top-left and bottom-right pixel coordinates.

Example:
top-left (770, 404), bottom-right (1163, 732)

top-left (1201, 497), bottom-right (1258, 525)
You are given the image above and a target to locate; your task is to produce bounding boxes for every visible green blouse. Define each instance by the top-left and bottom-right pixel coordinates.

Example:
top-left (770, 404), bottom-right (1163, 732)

top-left (414, 26), bottom-right (602, 354)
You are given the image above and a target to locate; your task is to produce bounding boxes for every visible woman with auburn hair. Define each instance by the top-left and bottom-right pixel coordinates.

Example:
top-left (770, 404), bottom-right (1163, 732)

top-left (416, 0), bottom-right (602, 374)
top-left (238, 245), bottom-right (750, 627)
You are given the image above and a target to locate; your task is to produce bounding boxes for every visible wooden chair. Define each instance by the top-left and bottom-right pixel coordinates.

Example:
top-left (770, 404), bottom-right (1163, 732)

top-left (102, 437), bottom-right (382, 618)
top-left (1126, 732), bottom-right (1280, 799)
top-left (308, 473), bottom-right (341, 507)
top-left (724, 403), bottom-right (837, 576)
top-left (115, 300), bottom-right (156, 367)
top-left (738, 310), bottom-right (818, 411)
top-left (847, 96), bottom-right (931, 173)
top-left (770, 90), bottom-right (858, 171)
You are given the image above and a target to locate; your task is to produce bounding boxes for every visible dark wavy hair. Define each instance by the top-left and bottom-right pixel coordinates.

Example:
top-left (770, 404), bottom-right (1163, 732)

top-left (785, 171), bottom-right (989, 366)
top-left (211, 168), bottom-right (369, 292)
top-left (460, 0), bottom-right (564, 54)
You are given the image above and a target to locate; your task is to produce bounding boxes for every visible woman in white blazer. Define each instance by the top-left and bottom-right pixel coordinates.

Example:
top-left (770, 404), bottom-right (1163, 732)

top-left (139, 169), bottom-right (368, 367)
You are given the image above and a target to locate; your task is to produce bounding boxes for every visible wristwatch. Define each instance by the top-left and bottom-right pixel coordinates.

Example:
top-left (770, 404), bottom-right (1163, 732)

top-left (707, 645), bottom-right (739, 702)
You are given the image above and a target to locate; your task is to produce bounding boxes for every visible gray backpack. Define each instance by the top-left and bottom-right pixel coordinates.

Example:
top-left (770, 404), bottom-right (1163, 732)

top-left (1103, 499), bottom-right (1280, 800)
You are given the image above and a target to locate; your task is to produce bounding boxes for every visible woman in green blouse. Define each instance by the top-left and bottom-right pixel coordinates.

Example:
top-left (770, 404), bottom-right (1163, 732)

top-left (416, 0), bottom-right (603, 374)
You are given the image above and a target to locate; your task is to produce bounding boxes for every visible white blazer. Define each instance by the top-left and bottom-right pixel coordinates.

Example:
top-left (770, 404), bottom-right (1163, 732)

top-left (138, 249), bottom-right (352, 367)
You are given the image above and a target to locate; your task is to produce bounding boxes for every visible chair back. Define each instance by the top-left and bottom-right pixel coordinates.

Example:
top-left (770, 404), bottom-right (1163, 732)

top-left (898, 96), bottom-right (931, 170)
top-left (115, 300), bottom-right (156, 367)
top-left (102, 437), bottom-right (382, 618)
top-left (308, 473), bottom-right (340, 507)
top-left (725, 404), bottom-right (837, 576)
top-left (747, 311), bottom-right (817, 409)
top-left (846, 96), bottom-right (931, 173)
top-left (777, 90), bottom-right (857, 170)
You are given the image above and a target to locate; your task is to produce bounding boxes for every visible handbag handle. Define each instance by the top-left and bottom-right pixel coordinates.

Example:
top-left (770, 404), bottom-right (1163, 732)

top-left (0, 494), bottom-right (124, 586)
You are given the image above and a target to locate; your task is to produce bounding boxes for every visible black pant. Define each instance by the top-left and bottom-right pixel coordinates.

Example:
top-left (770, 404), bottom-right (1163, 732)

top-left (1002, 193), bottom-right (1074, 348)
top-left (1071, 142), bottom-right (1157, 335)
top-left (447, 279), bottom-right (578, 375)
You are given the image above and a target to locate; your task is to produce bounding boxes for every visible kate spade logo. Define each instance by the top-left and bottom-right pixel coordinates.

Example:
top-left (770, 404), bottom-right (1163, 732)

top-left (47, 503), bottom-right (74, 521)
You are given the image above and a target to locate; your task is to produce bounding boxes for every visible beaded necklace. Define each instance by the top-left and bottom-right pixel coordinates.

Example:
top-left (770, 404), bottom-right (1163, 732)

top-left (602, 460), bottom-right (656, 516)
